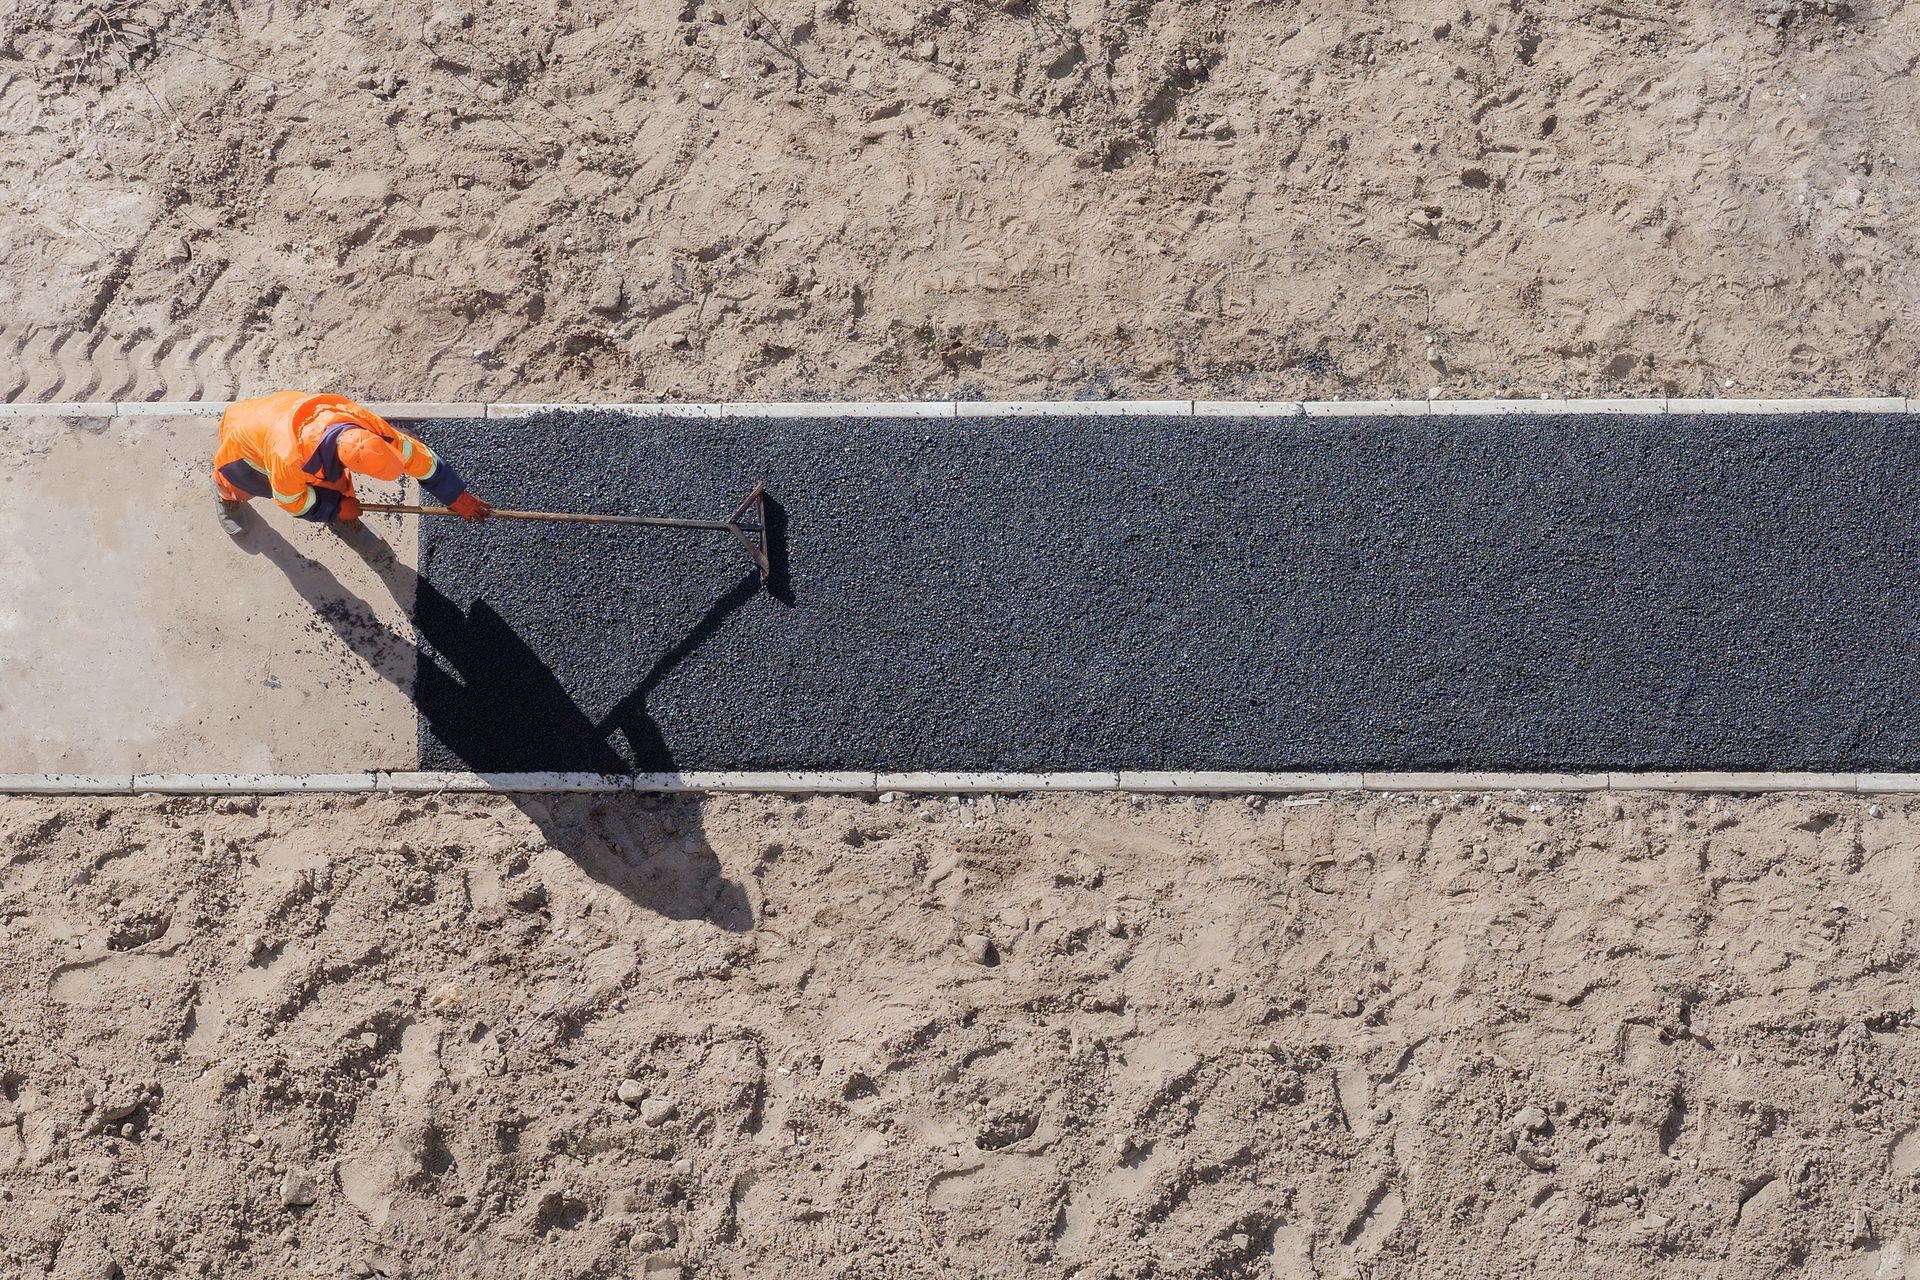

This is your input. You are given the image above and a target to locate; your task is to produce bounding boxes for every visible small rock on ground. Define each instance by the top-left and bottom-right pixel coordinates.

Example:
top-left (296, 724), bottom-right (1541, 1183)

top-left (1510, 1105), bottom-right (1550, 1135)
top-left (279, 1167), bottom-right (319, 1208)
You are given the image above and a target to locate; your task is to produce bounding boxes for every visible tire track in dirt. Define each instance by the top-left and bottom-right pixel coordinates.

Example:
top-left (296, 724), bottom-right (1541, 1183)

top-left (0, 320), bottom-right (271, 404)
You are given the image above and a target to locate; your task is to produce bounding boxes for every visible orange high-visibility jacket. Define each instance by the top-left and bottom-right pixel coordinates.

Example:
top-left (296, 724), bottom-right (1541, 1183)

top-left (212, 391), bottom-right (467, 521)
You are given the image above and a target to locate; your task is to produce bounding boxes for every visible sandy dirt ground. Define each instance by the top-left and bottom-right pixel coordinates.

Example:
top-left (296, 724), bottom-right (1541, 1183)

top-left (5, 789), bottom-right (1920, 1279)
top-left (7, 3), bottom-right (1920, 1277)
top-left (5, 0), bottom-right (1920, 403)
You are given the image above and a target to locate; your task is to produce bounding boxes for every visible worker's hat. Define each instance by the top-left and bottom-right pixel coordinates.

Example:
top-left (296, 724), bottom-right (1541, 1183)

top-left (336, 426), bottom-right (405, 475)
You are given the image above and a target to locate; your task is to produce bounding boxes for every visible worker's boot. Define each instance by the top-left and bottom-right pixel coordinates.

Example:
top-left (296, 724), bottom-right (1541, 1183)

top-left (211, 478), bottom-right (245, 536)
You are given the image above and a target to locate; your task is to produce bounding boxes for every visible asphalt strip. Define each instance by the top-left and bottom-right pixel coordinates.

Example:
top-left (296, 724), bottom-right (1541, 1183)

top-left (411, 411), bottom-right (1920, 774)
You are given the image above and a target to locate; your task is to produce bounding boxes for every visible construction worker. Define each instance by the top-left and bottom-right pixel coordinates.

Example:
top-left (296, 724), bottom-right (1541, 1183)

top-left (211, 391), bottom-right (492, 535)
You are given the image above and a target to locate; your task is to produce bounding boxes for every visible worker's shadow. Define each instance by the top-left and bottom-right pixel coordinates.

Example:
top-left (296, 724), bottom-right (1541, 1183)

top-left (235, 506), bottom-right (791, 933)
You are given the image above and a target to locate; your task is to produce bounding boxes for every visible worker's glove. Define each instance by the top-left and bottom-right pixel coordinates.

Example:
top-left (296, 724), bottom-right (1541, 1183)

top-left (449, 491), bottom-right (493, 522)
top-left (335, 495), bottom-right (363, 522)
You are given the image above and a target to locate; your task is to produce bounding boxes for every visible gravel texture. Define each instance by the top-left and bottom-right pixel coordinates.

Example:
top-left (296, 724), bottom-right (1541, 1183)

top-left (414, 411), bottom-right (1920, 773)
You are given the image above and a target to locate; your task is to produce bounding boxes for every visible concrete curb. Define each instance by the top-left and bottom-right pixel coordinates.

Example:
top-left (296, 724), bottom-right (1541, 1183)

top-left (1361, 771), bottom-right (1610, 792)
top-left (0, 774), bottom-right (139, 793)
top-left (484, 402), bottom-right (961, 420)
top-left (875, 771), bottom-right (1123, 792)
top-left (6, 398), bottom-right (1918, 421)
top-left (129, 772), bottom-right (381, 792)
top-left (1, 771), bottom-right (1913, 795)
top-left (1115, 771), bottom-right (1364, 792)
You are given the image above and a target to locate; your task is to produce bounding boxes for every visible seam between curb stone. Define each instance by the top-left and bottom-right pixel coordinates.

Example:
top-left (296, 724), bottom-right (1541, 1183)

top-left (0, 772), bottom-right (1910, 794)
top-left (6, 398), bottom-right (1920, 419)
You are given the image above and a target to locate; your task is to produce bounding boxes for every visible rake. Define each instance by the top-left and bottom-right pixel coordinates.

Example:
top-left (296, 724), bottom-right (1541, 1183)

top-left (358, 482), bottom-right (771, 580)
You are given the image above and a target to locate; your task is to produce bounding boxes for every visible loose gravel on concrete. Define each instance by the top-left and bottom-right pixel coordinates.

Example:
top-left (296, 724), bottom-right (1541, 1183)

top-left (413, 411), bottom-right (1920, 773)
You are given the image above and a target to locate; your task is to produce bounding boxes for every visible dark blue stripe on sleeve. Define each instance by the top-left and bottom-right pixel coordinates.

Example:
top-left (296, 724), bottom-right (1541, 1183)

top-left (217, 460), bottom-right (271, 499)
top-left (420, 458), bottom-right (467, 506)
top-left (296, 488), bottom-right (345, 523)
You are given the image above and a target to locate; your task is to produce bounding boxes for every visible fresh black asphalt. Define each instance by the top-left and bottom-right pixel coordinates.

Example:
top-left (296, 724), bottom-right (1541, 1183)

top-left (409, 411), bottom-right (1919, 774)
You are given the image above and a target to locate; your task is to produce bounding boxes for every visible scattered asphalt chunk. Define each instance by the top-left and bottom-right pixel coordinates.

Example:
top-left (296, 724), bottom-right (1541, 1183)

top-left (412, 411), bottom-right (1920, 773)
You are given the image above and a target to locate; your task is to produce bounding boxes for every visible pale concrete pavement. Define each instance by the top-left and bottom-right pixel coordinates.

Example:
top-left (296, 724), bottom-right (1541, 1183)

top-left (0, 414), bottom-right (415, 771)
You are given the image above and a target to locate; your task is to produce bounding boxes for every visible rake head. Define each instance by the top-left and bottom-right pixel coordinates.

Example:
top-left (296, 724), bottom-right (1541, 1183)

top-left (726, 482), bottom-right (772, 581)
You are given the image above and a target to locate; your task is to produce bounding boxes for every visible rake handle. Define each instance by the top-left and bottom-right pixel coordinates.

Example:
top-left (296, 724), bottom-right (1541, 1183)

top-left (357, 502), bottom-right (741, 532)
top-left (356, 480), bottom-right (771, 581)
